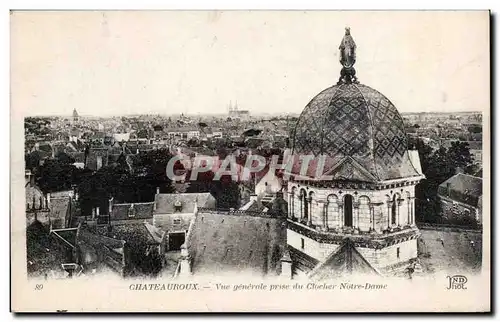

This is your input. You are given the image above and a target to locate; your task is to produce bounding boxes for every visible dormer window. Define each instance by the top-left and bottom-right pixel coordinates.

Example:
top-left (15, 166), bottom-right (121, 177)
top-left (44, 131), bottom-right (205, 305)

top-left (174, 200), bottom-right (182, 212)
top-left (173, 218), bottom-right (181, 225)
top-left (128, 204), bottom-right (136, 218)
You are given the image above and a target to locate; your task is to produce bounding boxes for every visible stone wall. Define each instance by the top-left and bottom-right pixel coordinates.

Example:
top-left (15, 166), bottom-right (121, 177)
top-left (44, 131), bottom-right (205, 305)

top-left (287, 228), bottom-right (339, 262)
top-left (356, 239), bottom-right (417, 270)
top-left (287, 181), bottom-right (417, 232)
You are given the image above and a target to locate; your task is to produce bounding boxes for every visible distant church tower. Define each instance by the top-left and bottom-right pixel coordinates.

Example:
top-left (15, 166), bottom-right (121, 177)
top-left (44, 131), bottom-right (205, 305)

top-left (72, 108), bottom-right (79, 123)
top-left (285, 28), bottom-right (425, 279)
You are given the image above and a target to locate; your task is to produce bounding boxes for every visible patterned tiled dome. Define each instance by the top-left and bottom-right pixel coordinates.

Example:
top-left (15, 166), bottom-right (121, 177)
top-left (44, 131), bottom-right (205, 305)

top-left (291, 83), bottom-right (420, 182)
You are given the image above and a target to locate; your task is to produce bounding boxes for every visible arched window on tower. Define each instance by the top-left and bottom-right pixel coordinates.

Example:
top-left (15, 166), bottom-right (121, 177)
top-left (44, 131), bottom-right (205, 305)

top-left (391, 194), bottom-right (397, 225)
top-left (344, 194), bottom-right (353, 227)
top-left (299, 189), bottom-right (307, 221)
top-left (303, 191), bottom-right (309, 222)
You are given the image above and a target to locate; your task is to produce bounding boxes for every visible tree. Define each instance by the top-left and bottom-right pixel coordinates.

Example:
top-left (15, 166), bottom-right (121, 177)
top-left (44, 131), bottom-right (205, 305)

top-left (185, 171), bottom-right (241, 209)
top-left (55, 151), bottom-right (75, 165)
top-left (467, 125), bottom-right (482, 133)
top-left (36, 158), bottom-right (83, 193)
top-left (409, 138), bottom-right (474, 223)
top-left (25, 151), bottom-right (41, 171)
top-left (447, 141), bottom-right (474, 174)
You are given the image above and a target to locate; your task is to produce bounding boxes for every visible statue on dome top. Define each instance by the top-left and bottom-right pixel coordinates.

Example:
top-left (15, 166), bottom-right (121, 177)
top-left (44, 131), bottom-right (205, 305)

top-left (339, 27), bottom-right (356, 68)
top-left (337, 27), bottom-right (359, 85)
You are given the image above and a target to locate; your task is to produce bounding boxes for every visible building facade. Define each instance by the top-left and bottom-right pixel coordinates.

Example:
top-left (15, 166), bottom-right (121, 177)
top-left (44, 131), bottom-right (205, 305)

top-left (285, 28), bottom-right (425, 278)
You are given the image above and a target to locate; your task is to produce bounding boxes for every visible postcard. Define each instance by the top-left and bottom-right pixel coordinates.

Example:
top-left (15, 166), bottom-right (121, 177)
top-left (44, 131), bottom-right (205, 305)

top-left (11, 10), bottom-right (490, 312)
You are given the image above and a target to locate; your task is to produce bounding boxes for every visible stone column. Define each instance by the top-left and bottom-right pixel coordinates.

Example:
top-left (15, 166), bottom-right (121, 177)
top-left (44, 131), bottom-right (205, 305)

top-left (411, 197), bottom-right (416, 225)
top-left (397, 198), bottom-right (402, 226)
top-left (387, 202), bottom-right (391, 229)
top-left (407, 197), bottom-right (411, 226)
top-left (323, 202), bottom-right (329, 231)
top-left (307, 197), bottom-right (312, 226)
top-left (338, 202), bottom-right (344, 229)
top-left (353, 202), bottom-right (360, 229)
top-left (370, 205), bottom-right (375, 231)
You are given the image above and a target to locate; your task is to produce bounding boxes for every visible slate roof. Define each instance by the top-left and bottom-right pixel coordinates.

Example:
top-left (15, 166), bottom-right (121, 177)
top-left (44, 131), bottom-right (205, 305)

top-left (52, 228), bottom-right (78, 248)
top-left (417, 228), bottom-right (482, 274)
top-left (26, 221), bottom-right (70, 278)
top-left (75, 225), bottom-right (126, 273)
top-left (68, 151), bottom-right (86, 163)
top-left (292, 83), bottom-right (421, 182)
top-left (438, 173), bottom-right (482, 207)
top-left (187, 210), bottom-right (287, 276)
top-left (49, 197), bottom-right (71, 229)
top-left (95, 222), bottom-right (165, 246)
top-left (288, 246), bottom-right (319, 273)
top-left (154, 193), bottom-right (216, 214)
top-left (110, 202), bottom-right (155, 221)
top-left (77, 226), bottom-right (125, 250)
top-left (408, 150), bottom-right (423, 175)
top-left (153, 213), bottom-right (193, 233)
top-left (308, 238), bottom-right (379, 280)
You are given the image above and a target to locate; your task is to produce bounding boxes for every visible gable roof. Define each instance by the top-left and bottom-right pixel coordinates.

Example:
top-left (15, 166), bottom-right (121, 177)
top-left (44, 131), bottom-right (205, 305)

top-left (408, 150), bottom-right (423, 175)
top-left (308, 238), bottom-right (379, 280)
top-left (154, 193), bottom-right (216, 214)
top-left (187, 210), bottom-right (287, 276)
top-left (323, 156), bottom-right (378, 182)
top-left (51, 228), bottom-right (78, 248)
top-left (110, 202), bottom-right (155, 221)
top-left (438, 173), bottom-right (482, 207)
top-left (75, 225), bottom-right (126, 273)
top-left (95, 222), bottom-right (165, 246)
top-left (26, 221), bottom-right (69, 278)
top-left (48, 197), bottom-right (71, 229)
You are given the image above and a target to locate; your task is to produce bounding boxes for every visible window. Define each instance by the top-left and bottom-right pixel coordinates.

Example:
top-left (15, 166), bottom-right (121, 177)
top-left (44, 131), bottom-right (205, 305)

top-left (397, 247), bottom-right (400, 259)
top-left (391, 195), bottom-right (397, 225)
top-left (301, 238), bottom-right (305, 250)
top-left (173, 218), bottom-right (181, 225)
top-left (344, 194), bottom-right (353, 227)
top-left (128, 205), bottom-right (136, 218)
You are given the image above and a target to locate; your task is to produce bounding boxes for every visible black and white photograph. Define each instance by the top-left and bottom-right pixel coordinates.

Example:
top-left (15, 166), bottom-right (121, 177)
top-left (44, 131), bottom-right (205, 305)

top-left (10, 10), bottom-right (490, 312)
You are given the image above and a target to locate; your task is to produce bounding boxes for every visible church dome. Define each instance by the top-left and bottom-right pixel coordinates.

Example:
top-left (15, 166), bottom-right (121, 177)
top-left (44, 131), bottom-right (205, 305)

top-left (290, 28), bottom-right (420, 182)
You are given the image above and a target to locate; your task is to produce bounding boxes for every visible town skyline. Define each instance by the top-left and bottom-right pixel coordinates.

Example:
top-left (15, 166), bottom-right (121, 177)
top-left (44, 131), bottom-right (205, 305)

top-left (12, 11), bottom-right (488, 117)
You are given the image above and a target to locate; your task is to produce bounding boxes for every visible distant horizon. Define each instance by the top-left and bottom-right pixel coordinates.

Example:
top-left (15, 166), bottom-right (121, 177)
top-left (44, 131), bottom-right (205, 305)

top-left (24, 109), bottom-right (484, 119)
top-left (12, 11), bottom-right (489, 117)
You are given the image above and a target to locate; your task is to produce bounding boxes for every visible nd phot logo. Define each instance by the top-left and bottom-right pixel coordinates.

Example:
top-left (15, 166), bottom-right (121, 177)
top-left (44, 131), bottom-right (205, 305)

top-left (446, 275), bottom-right (468, 290)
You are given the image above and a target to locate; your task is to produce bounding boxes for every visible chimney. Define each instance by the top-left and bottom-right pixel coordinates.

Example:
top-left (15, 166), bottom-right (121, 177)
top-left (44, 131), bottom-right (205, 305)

top-left (280, 249), bottom-right (293, 279)
top-left (46, 193), bottom-right (51, 208)
top-left (456, 167), bottom-right (464, 174)
top-left (109, 197), bottom-right (114, 213)
top-left (447, 182), bottom-right (451, 197)
top-left (156, 187), bottom-right (160, 195)
top-left (96, 207), bottom-right (100, 217)
top-left (92, 207), bottom-right (96, 220)
top-left (179, 243), bottom-right (191, 277)
top-left (72, 185), bottom-right (79, 201)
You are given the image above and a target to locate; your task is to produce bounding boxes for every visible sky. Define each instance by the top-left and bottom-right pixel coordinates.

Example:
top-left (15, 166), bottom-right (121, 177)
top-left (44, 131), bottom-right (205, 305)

top-left (11, 11), bottom-right (489, 117)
